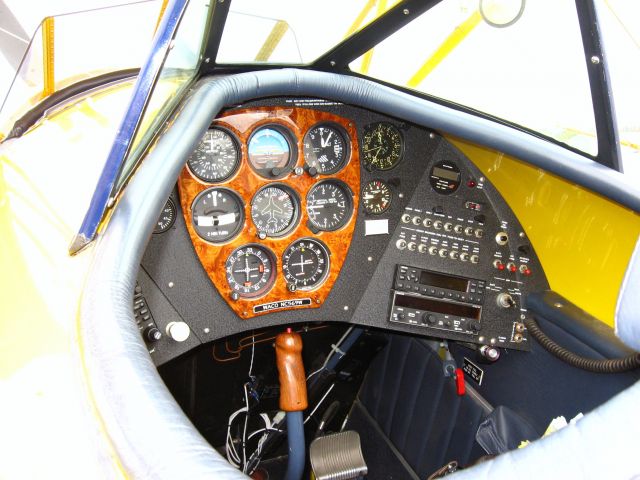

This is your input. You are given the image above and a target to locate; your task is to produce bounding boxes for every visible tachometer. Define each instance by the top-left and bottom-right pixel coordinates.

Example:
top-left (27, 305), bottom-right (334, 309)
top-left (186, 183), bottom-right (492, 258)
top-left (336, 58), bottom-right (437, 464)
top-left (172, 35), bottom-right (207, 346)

top-left (362, 122), bottom-right (403, 171)
top-left (303, 123), bottom-right (349, 174)
top-left (282, 238), bottom-right (330, 291)
top-left (247, 126), bottom-right (296, 178)
top-left (225, 244), bottom-right (276, 298)
top-left (191, 187), bottom-right (244, 243)
top-left (306, 180), bottom-right (353, 232)
top-left (251, 184), bottom-right (299, 237)
top-left (187, 127), bottom-right (240, 183)
top-left (362, 179), bottom-right (392, 215)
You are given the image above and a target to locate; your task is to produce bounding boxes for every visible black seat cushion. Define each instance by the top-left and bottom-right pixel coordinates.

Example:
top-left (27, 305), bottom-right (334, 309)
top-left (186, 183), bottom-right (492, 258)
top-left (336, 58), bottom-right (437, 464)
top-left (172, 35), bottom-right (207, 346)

top-left (348, 334), bottom-right (490, 479)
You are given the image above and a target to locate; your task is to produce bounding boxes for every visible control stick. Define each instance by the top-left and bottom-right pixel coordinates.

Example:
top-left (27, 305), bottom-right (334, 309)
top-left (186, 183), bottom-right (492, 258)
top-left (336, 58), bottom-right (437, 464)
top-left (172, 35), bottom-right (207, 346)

top-left (275, 329), bottom-right (308, 480)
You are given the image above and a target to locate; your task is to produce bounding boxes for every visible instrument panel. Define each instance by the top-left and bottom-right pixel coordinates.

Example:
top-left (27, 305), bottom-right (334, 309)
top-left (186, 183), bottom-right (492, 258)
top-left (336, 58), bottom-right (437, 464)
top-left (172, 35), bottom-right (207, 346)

top-left (142, 97), bottom-right (550, 366)
top-left (177, 107), bottom-right (361, 319)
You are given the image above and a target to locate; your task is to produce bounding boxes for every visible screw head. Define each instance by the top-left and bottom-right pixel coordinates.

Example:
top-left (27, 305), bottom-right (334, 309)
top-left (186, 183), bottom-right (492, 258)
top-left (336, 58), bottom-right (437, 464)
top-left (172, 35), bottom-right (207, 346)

top-left (591, 55), bottom-right (600, 64)
top-left (168, 281), bottom-right (174, 288)
top-left (403, 8), bottom-right (409, 15)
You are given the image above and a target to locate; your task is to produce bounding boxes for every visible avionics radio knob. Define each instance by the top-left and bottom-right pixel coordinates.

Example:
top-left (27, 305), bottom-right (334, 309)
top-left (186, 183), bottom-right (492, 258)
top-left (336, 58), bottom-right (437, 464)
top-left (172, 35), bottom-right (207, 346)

top-left (449, 250), bottom-right (459, 260)
top-left (444, 222), bottom-right (453, 232)
top-left (144, 326), bottom-right (162, 343)
top-left (422, 313), bottom-right (437, 325)
top-left (418, 244), bottom-right (428, 254)
top-left (166, 321), bottom-right (190, 342)
top-left (438, 248), bottom-right (448, 258)
top-left (407, 242), bottom-right (417, 251)
top-left (474, 228), bottom-right (484, 239)
top-left (401, 214), bottom-right (411, 223)
top-left (459, 252), bottom-right (470, 262)
top-left (496, 293), bottom-right (515, 309)
top-left (470, 254), bottom-right (479, 264)
top-left (433, 220), bottom-right (444, 230)
top-left (428, 246), bottom-right (438, 255)
top-left (423, 218), bottom-right (433, 228)
top-left (454, 224), bottom-right (463, 234)
top-left (464, 226), bottom-right (474, 236)
top-left (412, 216), bottom-right (422, 226)
top-left (395, 239), bottom-right (407, 250)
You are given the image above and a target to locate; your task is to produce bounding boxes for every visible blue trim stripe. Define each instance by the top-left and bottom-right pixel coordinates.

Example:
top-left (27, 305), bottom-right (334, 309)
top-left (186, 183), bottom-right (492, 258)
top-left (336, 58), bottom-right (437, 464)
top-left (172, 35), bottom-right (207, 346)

top-left (70, 0), bottom-right (188, 254)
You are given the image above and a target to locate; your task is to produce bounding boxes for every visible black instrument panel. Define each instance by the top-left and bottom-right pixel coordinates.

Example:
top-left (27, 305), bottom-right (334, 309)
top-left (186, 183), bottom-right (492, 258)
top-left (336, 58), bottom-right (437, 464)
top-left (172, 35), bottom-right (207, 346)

top-left (140, 98), bottom-right (549, 366)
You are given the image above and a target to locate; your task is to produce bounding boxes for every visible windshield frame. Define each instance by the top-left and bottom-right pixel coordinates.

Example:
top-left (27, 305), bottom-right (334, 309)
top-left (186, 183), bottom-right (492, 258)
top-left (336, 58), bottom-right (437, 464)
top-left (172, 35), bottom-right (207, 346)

top-left (70, 0), bottom-right (189, 254)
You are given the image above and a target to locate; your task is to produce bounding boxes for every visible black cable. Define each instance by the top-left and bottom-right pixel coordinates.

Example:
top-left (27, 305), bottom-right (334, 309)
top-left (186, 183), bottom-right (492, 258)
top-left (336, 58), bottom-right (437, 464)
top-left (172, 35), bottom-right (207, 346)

top-left (524, 318), bottom-right (640, 373)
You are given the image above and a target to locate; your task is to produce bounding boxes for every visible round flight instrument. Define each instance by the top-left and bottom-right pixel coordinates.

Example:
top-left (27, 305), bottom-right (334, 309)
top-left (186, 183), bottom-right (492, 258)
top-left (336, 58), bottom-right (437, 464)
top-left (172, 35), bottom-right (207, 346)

top-left (303, 123), bottom-right (349, 174)
top-left (225, 244), bottom-right (276, 298)
top-left (282, 238), bottom-right (330, 291)
top-left (191, 187), bottom-right (244, 243)
top-left (187, 127), bottom-right (240, 183)
top-left (247, 126), bottom-right (296, 178)
top-left (306, 180), bottom-right (353, 232)
top-left (361, 122), bottom-right (404, 171)
top-left (429, 161), bottom-right (461, 195)
top-left (154, 198), bottom-right (177, 233)
top-left (251, 184), bottom-right (299, 237)
top-left (362, 179), bottom-right (392, 215)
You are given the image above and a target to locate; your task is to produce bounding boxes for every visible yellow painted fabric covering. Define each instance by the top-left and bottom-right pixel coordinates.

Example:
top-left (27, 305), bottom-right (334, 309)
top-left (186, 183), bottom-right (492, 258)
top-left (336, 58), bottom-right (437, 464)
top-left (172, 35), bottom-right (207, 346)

top-left (0, 81), bottom-right (135, 478)
top-left (449, 137), bottom-right (640, 327)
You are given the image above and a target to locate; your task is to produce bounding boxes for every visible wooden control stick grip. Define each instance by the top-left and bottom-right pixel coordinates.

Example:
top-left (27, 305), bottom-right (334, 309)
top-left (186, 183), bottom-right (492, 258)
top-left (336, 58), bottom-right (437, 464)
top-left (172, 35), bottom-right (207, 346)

top-left (275, 330), bottom-right (308, 412)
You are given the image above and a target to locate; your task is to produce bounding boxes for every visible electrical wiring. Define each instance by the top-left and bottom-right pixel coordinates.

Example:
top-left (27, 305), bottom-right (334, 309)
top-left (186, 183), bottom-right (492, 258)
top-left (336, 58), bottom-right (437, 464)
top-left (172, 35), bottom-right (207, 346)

top-left (304, 383), bottom-right (336, 425)
top-left (307, 326), bottom-right (354, 381)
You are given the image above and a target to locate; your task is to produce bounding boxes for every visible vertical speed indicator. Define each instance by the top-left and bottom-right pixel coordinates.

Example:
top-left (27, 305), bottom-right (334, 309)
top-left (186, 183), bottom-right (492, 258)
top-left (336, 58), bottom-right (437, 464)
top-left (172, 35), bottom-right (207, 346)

top-left (306, 180), bottom-right (353, 232)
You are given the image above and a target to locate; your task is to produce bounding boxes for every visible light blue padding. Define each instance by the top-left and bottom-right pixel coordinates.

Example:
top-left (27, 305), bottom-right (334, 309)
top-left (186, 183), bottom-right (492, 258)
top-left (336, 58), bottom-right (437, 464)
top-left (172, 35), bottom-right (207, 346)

top-left (616, 236), bottom-right (640, 351)
top-left (450, 379), bottom-right (640, 479)
top-left (79, 69), bottom-right (640, 480)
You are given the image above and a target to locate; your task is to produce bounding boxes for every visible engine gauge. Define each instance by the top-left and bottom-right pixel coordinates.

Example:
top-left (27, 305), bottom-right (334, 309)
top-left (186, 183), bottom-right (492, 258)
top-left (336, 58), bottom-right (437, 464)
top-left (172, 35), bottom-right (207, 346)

top-left (282, 238), bottom-right (330, 291)
top-left (191, 187), bottom-right (244, 243)
top-left (247, 126), bottom-right (296, 178)
top-left (362, 122), bottom-right (404, 171)
top-left (306, 180), bottom-right (353, 232)
top-left (225, 244), bottom-right (276, 298)
top-left (187, 127), bottom-right (240, 183)
top-left (362, 179), bottom-right (392, 215)
top-left (303, 123), bottom-right (349, 174)
top-left (154, 198), bottom-right (177, 233)
top-left (251, 184), bottom-right (300, 237)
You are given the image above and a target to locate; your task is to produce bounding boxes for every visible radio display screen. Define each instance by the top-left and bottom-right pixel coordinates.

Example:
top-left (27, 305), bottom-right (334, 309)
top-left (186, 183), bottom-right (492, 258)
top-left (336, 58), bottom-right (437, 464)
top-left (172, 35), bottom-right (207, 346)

top-left (432, 167), bottom-right (460, 181)
top-left (419, 271), bottom-right (468, 292)
top-left (396, 294), bottom-right (481, 320)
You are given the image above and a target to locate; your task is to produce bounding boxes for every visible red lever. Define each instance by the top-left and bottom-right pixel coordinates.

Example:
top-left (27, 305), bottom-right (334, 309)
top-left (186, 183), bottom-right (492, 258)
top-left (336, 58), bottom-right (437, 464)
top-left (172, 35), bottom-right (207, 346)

top-left (455, 368), bottom-right (466, 396)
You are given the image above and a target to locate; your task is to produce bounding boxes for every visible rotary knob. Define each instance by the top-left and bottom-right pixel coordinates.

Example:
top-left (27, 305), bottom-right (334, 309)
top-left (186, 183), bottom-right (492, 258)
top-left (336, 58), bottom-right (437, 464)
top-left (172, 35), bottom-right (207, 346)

top-left (143, 326), bottom-right (162, 343)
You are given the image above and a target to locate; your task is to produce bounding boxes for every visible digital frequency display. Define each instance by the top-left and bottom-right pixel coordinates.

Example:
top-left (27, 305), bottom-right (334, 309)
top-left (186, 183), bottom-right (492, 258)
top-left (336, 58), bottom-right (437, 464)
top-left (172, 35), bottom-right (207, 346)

top-left (419, 270), bottom-right (469, 292)
top-left (395, 293), bottom-right (481, 320)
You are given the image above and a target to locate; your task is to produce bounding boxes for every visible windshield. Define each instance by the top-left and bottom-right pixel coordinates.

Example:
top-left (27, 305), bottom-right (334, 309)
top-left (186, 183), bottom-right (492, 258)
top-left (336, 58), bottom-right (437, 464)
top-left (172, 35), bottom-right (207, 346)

top-left (217, 0), bottom-right (400, 64)
top-left (0, 1), bottom-right (161, 138)
top-left (349, 0), bottom-right (599, 157)
top-left (115, 0), bottom-right (211, 191)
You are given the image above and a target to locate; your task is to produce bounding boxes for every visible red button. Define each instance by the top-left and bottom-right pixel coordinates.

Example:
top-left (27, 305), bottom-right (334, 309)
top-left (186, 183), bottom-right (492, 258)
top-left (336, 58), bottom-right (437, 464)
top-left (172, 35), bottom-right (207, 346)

top-left (509, 265), bottom-right (517, 273)
top-left (467, 179), bottom-right (477, 188)
top-left (524, 268), bottom-right (531, 276)
top-left (455, 368), bottom-right (465, 396)
top-left (498, 264), bottom-right (505, 271)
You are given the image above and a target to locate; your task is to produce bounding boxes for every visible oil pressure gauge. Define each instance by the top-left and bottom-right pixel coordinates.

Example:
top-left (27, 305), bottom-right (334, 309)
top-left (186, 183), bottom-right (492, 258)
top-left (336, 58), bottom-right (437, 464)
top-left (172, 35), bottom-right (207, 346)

top-left (362, 179), bottom-right (392, 215)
